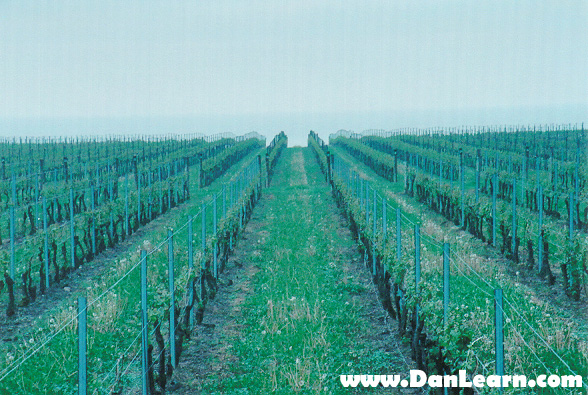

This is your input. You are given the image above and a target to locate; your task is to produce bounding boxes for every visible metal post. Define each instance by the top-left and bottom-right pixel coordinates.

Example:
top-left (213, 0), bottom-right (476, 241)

top-left (168, 165), bottom-right (172, 210)
top-left (495, 288), bottom-right (504, 392)
top-left (573, 145), bottom-right (579, 230)
top-left (213, 242), bottom-right (218, 278)
top-left (382, 198), bottom-right (387, 244)
top-left (538, 185), bottom-right (543, 272)
top-left (137, 171), bottom-right (141, 226)
top-left (535, 155), bottom-right (539, 189)
top-left (396, 208), bottom-right (401, 261)
top-left (365, 183), bottom-right (369, 227)
top-left (108, 166), bottom-right (112, 203)
top-left (168, 229), bottom-right (176, 368)
top-left (188, 218), bottom-right (194, 328)
top-left (512, 179), bottom-right (516, 256)
top-left (443, 243), bottom-right (450, 327)
top-left (78, 297), bottom-right (87, 395)
top-left (229, 193), bottom-right (234, 249)
top-left (213, 194), bottom-right (217, 235)
top-left (372, 241), bottom-right (377, 276)
top-left (11, 174), bottom-right (16, 207)
top-left (347, 167), bottom-right (351, 192)
top-left (439, 158), bottom-right (443, 185)
top-left (70, 188), bottom-right (75, 268)
top-left (393, 149), bottom-right (398, 182)
top-left (90, 185), bottom-right (96, 256)
top-left (372, 189), bottom-right (377, 237)
top-left (43, 197), bottom-right (49, 289)
top-left (575, 147), bottom-right (580, 201)
top-left (569, 192), bottom-right (574, 239)
top-left (523, 150), bottom-right (528, 184)
top-left (239, 196), bottom-right (243, 229)
top-left (125, 174), bottom-right (129, 235)
top-left (148, 171), bottom-right (152, 221)
top-left (140, 250), bottom-right (149, 395)
top-left (222, 186), bottom-right (227, 219)
top-left (521, 162), bottom-right (525, 205)
top-left (9, 206), bottom-right (15, 279)
top-left (415, 225), bottom-right (420, 291)
top-left (95, 165), bottom-right (100, 202)
top-left (201, 203), bottom-right (206, 268)
top-left (159, 167), bottom-right (163, 214)
top-left (35, 174), bottom-right (40, 234)
top-left (109, 212), bottom-right (114, 246)
top-left (492, 173), bottom-right (497, 247)
top-left (551, 160), bottom-right (557, 191)
top-left (475, 159), bottom-right (480, 204)
top-left (460, 149), bottom-right (464, 228)
top-left (414, 224), bottom-right (421, 328)
top-left (109, 178), bottom-right (114, 203)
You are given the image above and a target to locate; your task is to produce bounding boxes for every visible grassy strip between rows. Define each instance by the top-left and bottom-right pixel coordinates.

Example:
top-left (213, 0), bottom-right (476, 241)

top-left (200, 147), bottom-right (408, 394)
top-left (0, 144), bottom-right (266, 394)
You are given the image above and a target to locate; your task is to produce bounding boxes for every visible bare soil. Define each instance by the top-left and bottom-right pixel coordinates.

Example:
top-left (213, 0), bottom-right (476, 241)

top-left (171, 149), bottom-right (422, 394)
top-left (170, 205), bottom-right (265, 393)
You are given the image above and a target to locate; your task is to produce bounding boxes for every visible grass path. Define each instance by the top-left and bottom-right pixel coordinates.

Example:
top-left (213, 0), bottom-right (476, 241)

top-left (173, 147), bottom-right (419, 394)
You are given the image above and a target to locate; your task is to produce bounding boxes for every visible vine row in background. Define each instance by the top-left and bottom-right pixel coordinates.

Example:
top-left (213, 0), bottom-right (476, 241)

top-left (331, 135), bottom-right (586, 301)
top-left (0, 136), bottom-right (264, 318)
top-left (358, 134), bottom-right (587, 228)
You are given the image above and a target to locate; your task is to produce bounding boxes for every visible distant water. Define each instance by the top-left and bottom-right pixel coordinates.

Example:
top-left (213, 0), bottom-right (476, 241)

top-left (0, 104), bottom-right (585, 147)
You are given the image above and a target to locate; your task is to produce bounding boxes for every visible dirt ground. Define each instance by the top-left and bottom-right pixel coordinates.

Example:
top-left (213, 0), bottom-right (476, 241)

top-left (171, 148), bottom-right (424, 394)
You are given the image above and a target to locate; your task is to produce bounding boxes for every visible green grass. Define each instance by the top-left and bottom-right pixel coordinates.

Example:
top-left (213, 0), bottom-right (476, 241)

top-left (200, 147), bottom-right (407, 394)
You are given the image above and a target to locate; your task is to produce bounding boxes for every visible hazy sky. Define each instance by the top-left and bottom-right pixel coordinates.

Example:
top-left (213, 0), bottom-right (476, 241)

top-left (1, 1), bottom-right (587, 145)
